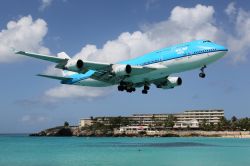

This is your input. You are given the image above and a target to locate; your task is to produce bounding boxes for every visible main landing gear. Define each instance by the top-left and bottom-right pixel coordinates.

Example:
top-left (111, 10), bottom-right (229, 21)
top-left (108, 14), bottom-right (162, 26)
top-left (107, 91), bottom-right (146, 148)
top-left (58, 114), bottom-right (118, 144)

top-left (199, 65), bottom-right (206, 78)
top-left (117, 82), bottom-right (136, 93)
top-left (117, 81), bottom-right (150, 94)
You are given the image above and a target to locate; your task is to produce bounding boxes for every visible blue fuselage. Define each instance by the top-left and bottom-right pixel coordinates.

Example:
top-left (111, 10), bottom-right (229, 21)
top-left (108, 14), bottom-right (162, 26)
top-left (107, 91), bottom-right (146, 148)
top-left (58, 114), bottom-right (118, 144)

top-left (120, 40), bottom-right (227, 66)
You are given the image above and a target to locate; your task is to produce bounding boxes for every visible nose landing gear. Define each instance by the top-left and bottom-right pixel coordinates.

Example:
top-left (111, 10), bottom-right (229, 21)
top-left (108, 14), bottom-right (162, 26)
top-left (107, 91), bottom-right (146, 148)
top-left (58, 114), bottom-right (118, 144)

top-left (199, 65), bottom-right (206, 78)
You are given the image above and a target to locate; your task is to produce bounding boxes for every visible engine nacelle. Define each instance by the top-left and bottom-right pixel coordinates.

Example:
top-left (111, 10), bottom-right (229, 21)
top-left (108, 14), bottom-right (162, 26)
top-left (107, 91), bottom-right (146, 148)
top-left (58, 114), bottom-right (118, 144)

top-left (161, 77), bottom-right (182, 89)
top-left (112, 64), bottom-right (132, 76)
top-left (64, 59), bottom-right (84, 72)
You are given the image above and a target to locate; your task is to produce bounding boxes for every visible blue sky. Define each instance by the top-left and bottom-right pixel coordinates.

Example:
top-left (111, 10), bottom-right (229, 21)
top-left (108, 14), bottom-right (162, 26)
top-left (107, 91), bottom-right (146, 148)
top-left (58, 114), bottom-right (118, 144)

top-left (0, 0), bottom-right (250, 133)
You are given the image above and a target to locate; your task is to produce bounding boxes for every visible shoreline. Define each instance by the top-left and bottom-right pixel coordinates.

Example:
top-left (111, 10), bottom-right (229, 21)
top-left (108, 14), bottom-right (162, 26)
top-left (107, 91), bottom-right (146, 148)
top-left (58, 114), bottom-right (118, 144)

top-left (29, 126), bottom-right (250, 138)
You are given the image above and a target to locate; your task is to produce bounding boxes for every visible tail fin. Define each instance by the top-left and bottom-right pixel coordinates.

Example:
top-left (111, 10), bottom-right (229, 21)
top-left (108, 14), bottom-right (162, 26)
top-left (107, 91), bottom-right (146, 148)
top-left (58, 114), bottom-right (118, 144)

top-left (57, 52), bottom-right (76, 77)
top-left (57, 52), bottom-right (70, 59)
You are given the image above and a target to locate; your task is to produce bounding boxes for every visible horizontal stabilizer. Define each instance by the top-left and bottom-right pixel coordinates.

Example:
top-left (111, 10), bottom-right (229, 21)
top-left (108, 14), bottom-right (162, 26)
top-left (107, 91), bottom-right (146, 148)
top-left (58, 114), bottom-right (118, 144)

top-left (37, 74), bottom-right (72, 81)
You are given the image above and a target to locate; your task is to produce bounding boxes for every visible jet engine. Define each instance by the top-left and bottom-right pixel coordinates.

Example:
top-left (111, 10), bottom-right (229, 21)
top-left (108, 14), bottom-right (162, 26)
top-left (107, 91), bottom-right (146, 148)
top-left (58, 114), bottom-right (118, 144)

top-left (64, 59), bottom-right (84, 72)
top-left (160, 77), bottom-right (182, 89)
top-left (111, 64), bottom-right (132, 76)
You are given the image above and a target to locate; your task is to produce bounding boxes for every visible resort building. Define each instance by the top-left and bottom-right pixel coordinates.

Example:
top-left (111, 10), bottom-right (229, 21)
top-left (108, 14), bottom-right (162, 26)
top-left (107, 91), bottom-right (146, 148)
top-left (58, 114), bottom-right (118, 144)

top-left (173, 119), bottom-right (199, 129)
top-left (79, 118), bottom-right (94, 127)
top-left (174, 110), bottom-right (224, 127)
top-left (119, 126), bottom-right (149, 133)
top-left (79, 109), bottom-right (224, 129)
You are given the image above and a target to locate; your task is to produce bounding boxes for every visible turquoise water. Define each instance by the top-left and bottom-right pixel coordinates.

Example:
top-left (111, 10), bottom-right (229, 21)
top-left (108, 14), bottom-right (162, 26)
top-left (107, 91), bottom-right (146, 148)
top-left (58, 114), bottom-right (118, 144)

top-left (0, 135), bottom-right (250, 166)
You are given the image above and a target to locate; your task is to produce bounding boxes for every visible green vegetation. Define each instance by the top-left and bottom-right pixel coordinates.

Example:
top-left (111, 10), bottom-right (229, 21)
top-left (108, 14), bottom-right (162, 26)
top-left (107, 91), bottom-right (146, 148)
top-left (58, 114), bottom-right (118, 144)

top-left (30, 116), bottom-right (250, 137)
top-left (164, 115), bottom-right (176, 128)
top-left (200, 117), bottom-right (250, 131)
top-left (85, 116), bottom-right (250, 131)
top-left (80, 122), bottom-right (113, 136)
top-left (64, 121), bottom-right (69, 127)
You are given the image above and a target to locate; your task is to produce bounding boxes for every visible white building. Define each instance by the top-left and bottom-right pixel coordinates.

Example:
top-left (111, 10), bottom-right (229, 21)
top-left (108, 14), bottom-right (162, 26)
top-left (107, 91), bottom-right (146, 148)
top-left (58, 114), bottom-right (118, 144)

top-left (119, 126), bottom-right (149, 132)
top-left (174, 119), bottom-right (199, 128)
top-left (79, 118), bottom-right (93, 127)
top-left (175, 109), bottom-right (224, 125)
top-left (79, 109), bottom-right (224, 129)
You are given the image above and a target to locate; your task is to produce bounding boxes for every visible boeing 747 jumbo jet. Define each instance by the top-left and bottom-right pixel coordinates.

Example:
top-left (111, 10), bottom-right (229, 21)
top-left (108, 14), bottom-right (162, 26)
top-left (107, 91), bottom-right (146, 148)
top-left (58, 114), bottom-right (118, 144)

top-left (16, 40), bottom-right (228, 94)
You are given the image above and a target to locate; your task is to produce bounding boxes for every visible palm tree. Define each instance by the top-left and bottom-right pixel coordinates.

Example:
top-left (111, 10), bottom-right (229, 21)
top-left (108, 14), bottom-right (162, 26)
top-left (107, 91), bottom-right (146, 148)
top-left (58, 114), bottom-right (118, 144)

top-left (200, 119), bottom-right (207, 130)
top-left (231, 116), bottom-right (237, 122)
top-left (64, 121), bottom-right (69, 128)
top-left (219, 117), bottom-right (230, 130)
top-left (164, 115), bottom-right (175, 128)
top-left (231, 116), bottom-right (238, 131)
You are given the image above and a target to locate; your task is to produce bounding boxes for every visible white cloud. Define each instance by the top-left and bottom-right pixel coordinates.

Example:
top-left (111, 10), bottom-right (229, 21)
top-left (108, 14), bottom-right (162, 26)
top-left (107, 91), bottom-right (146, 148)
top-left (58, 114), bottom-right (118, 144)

top-left (45, 85), bottom-right (112, 100)
top-left (39, 0), bottom-right (53, 11)
top-left (0, 15), bottom-right (49, 62)
top-left (144, 4), bottom-right (218, 46)
top-left (225, 3), bottom-right (250, 63)
top-left (21, 115), bottom-right (48, 123)
top-left (225, 2), bottom-right (236, 17)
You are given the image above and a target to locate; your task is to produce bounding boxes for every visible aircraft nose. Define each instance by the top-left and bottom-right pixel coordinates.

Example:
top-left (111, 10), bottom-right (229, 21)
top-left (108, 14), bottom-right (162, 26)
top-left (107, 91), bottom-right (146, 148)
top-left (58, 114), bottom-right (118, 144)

top-left (221, 46), bottom-right (228, 52)
top-left (213, 44), bottom-right (228, 58)
top-left (216, 44), bottom-right (228, 52)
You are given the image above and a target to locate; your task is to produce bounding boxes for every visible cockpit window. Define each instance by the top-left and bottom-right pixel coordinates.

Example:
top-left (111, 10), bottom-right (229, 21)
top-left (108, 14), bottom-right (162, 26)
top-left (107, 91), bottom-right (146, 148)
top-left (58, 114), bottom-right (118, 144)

top-left (203, 40), bottom-right (211, 43)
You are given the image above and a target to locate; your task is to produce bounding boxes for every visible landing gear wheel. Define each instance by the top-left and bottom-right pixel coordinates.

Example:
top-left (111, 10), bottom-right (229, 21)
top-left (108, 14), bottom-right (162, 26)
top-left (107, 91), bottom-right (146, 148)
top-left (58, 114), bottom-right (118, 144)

top-left (144, 85), bottom-right (150, 90)
top-left (142, 89), bottom-right (148, 94)
top-left (132, 88), bottom-right (136, 92)
top-left (118, 85), bottom-right (124, 91)
top-left (120, 81), bottom-right (125, 86)
top-left (199, 73), bottom-right (206, 78)
top-left (127, 88), bottom-right (132, 93)
top-left (156, 85), bottom-right (162, 88)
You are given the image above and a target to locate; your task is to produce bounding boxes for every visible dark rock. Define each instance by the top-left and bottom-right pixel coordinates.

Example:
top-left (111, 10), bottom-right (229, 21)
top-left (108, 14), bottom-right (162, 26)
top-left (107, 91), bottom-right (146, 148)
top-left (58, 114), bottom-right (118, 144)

top-left (30, 126), bottom-right (73, 137)
top-left (55, 128), bottom-right (73, 136)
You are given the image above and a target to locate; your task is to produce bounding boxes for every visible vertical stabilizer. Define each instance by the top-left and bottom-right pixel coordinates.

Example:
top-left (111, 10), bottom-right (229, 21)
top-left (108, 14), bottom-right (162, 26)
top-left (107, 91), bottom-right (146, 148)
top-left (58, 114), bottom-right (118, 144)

top-left (57, 52), bottom-right (71, 59)
top-left (57, 52), bottom-right (76, 77)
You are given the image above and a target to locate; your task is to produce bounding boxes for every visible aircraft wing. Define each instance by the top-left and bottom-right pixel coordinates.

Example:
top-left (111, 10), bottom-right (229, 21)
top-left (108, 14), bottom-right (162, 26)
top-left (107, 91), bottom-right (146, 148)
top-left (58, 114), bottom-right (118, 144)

top-left (16, 50), bottom-right (161, 84)
top-left (15, 51), bottom-right (68, 63)
top-left (79, 60), bottom-right (112, 71)
top-left (76, 60), bottom-right (156, 73)
top-left (84, 62), bottom-right (162, 84)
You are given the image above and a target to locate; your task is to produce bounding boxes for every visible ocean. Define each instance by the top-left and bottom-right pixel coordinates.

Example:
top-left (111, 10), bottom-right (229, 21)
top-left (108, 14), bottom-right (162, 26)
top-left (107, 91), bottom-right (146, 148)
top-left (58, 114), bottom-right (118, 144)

top-left (0, 135), bottom-right (249, 166)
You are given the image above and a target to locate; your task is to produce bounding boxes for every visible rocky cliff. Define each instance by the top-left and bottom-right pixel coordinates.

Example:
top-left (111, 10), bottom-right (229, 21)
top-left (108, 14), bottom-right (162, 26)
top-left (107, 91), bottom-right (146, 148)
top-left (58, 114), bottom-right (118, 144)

top-left (30, 126), bottom-right (73, 136)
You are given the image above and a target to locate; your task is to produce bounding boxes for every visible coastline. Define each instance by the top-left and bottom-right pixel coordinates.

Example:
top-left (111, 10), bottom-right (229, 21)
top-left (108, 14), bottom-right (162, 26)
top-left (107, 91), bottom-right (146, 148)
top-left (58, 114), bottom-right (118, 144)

top-left (29, 126), bottom-right (250, 138)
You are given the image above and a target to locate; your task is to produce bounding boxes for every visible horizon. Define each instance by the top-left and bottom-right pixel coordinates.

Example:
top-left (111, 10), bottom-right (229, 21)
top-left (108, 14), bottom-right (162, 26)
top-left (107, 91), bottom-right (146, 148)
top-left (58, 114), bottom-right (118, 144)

top-left (1, 0), bottom-right (250, 133)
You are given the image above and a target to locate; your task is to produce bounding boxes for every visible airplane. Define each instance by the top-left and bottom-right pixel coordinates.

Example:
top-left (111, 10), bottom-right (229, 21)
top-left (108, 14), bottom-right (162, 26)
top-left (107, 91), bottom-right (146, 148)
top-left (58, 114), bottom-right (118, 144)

top-left (15, 40), bottom-right (228, 94)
